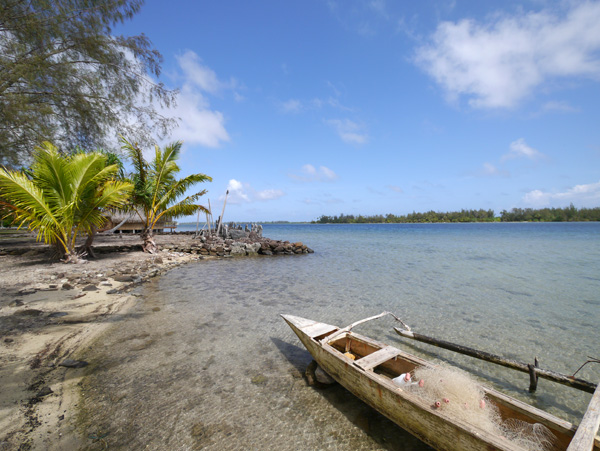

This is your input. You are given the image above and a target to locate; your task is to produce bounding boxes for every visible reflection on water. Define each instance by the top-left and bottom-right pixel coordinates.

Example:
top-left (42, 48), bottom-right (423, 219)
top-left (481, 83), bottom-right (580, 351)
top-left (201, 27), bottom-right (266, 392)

top-left (78, 223), bottom-right (599, 449)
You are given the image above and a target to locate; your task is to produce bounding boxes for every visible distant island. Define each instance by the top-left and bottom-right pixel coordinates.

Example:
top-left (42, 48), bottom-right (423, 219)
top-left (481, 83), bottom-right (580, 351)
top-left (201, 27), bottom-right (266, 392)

top-left (312, 205), bottom-right (600, 224)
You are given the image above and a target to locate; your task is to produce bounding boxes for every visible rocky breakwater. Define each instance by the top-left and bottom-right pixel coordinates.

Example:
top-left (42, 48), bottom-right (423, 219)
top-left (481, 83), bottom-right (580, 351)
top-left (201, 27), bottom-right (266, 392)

top-left (187, 234), bottom-right (314, 257)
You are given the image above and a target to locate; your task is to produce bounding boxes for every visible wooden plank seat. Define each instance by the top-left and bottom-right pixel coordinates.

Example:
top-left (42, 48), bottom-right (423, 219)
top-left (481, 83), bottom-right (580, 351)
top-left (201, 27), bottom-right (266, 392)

top-left (302, 322), bottom-right (338, 338)
top-left (354, 346), bottom-right (402, 371)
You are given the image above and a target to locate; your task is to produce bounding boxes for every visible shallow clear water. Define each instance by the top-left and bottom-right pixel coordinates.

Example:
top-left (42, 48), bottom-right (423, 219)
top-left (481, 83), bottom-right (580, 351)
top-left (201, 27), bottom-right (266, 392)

top-left (79, 223), bottom-right (600, 450)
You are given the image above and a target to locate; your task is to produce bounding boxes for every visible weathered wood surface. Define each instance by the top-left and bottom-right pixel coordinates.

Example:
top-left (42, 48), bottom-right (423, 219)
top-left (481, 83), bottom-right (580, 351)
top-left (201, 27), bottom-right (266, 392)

top-left (282, 314), bottom-right (600, 451)
top-left (354, 346), bottom-right (401, 371)
top-left (567, 382), bottom-right (600, 451)
top-left (394, 328), bottom-right (597, 394)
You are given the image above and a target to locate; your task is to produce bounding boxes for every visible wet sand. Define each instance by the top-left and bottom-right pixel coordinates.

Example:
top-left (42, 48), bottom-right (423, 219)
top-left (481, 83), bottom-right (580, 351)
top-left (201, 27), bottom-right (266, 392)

top-left (0, 233), bottom-right (206, 450)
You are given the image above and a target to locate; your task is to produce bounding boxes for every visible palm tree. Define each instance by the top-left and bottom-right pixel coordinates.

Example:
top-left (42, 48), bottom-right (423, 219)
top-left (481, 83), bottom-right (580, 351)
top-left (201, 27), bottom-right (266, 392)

top-left (0, 142), bottom-right (133, 262)
top-left (120, 137), bottom-right (212, 254)
top-left (79, 149), bottom-right (129, 257)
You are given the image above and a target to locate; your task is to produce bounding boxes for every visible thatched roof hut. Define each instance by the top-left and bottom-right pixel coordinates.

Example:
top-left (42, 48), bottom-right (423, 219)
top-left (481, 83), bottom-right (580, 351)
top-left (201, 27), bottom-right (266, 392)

top-left (100, 212), bottom-right (177, 233)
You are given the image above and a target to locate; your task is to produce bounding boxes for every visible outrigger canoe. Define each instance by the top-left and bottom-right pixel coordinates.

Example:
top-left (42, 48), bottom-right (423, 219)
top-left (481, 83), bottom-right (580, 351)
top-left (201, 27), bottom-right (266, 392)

top-left (281, 314), bottom-right (600, 451)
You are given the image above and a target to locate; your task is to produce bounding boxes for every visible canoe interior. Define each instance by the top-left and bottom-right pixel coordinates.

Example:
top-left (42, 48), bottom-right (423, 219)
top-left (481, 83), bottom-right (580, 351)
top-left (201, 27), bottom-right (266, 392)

top-left (323, 332), bottom-right (599, 451)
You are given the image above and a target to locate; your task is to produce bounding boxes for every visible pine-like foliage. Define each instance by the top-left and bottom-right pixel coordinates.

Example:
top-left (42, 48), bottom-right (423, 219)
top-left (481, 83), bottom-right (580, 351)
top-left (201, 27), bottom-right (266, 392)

top-left (0, 0), bottom-right (177, 166)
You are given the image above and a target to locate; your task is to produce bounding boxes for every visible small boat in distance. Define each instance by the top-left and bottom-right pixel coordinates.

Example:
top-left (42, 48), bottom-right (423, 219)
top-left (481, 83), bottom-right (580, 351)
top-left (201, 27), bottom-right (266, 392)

top-left (281, 314), bottom-right (600, 451)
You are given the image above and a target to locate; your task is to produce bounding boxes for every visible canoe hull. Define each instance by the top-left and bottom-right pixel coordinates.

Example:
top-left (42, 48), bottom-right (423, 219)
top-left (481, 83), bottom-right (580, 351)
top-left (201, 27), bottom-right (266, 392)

top-left (282, 314), bottom-right (599, 451)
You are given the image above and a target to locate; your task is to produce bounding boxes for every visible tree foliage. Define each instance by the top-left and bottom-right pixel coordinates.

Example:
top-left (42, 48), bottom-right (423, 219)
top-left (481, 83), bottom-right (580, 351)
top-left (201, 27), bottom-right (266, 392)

top-left (120, 136), bottom-right (212, 253)
top-left (313, 209), bottom-right (497, 224)
top-left (0, 142), bottom-right (132, 262)
top-left (498, 205), bottom-right (600, 222)
top-left (313, 205), bottom-right (600, 223)
top-left (0, 0), bottom-right (176, 166)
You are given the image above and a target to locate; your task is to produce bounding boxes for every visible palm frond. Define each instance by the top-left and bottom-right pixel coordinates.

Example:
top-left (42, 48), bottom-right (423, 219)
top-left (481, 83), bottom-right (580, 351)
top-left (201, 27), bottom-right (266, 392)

top-left (153, 192), bottom-right (210, 225)
top-left (0, 168), bottom-right (67, 248)
top-left (154, 174), bottom-right (212, 213)
top-left (77, 180), bottom-right (133, 229)
top-left (150, 141), bottom-right (183, 208)
top-left (154, 202), bottom-right (206, 225)
top-left (32, 142), bottom-right (71, 210)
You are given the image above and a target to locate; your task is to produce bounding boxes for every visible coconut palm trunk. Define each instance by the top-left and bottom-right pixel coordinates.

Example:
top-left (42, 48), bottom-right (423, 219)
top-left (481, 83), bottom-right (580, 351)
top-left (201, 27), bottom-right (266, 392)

top-left (141, 227), bottom-right (157, 254)
top-left (79, 226), bottom-right (98, 259)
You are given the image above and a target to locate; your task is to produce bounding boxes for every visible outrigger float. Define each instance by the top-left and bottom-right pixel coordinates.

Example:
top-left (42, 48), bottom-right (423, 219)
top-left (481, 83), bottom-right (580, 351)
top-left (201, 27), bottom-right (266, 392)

top-left (281, 313), bottom-right (600, 451)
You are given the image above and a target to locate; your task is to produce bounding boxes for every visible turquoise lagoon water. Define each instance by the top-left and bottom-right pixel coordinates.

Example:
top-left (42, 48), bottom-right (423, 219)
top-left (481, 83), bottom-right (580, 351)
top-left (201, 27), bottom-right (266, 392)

top-left (81, 223), bottom-right (600, 450)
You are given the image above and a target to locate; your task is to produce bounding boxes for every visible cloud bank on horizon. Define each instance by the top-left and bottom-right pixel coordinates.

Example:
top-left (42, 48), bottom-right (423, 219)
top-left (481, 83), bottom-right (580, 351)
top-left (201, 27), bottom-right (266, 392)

top-left (119, 0), bottom-right (600, 221)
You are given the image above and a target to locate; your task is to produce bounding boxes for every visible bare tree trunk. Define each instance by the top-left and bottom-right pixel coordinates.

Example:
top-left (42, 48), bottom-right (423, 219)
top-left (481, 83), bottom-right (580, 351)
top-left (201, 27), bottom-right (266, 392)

top-left (141, 227), bottom-right (157, 254)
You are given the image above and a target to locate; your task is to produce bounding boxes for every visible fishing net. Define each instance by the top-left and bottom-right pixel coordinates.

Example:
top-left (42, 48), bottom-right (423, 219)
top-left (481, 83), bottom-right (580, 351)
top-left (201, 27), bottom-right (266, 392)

top-left (396, 364), bottom-right (555, 451)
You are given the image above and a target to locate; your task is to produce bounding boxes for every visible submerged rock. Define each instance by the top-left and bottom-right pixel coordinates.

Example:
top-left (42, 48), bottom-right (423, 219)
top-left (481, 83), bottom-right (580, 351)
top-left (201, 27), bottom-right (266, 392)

top-left (36, 386), bottom-right (53, 398)
top-left (13, 309), bottom-right (43, 317)
top-left (250, 374), bottom-right (267, 385)
top-left (59, 359), bottom-right (88, 368)
top-left (48, 312), bottom-right (68, 318)
top-left (315, 365), bottom-right (335, 385)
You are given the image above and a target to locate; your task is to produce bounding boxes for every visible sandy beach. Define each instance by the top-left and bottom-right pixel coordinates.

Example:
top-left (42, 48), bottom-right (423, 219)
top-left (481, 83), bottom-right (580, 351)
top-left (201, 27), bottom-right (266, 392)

top-left (0, 232), bottom-right (205, 450)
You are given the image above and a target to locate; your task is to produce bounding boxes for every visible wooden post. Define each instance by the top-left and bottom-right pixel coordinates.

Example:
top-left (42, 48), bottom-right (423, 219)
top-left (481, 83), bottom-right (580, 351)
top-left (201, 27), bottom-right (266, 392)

top-left (528, 357), bottom-right (540, 392)
top-left (567, 381), bottom-right (600, 451)
top-left (207, 199), bottom-right (212, 236)
top-left (394, 328), bottom-right (597, 394)
top-left (216, 190), bottom-right (229, 238)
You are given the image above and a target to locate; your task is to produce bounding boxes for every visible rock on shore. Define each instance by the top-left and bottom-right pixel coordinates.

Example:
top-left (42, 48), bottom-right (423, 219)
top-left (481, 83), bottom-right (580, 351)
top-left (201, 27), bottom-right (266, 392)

top-left (191, 234), bottom-right (314, 257)
top-left (0, 231), bottom-right (314, 258)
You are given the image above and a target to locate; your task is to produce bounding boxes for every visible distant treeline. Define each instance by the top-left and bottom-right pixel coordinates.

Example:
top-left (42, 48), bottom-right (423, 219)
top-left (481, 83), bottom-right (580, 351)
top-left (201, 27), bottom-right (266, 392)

top-left (313, 205), bottom-right (600, 224)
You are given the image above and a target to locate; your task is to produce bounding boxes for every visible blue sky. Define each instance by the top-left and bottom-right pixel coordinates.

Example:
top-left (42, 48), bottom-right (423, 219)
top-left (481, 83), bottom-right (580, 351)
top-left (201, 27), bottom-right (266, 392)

top-left (116, 0), bottom-right (600, 222)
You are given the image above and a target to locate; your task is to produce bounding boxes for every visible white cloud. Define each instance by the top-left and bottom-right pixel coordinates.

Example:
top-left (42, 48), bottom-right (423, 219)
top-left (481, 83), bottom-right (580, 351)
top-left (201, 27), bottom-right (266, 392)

top-left (415, 2), bottom-right (600, 108)
top-left (225, 179), bottom-right (249, 203)
top-left (280, 99), bottom-right (302, 113)
top-left (289, 164), bottom-right (338, 182)
top-left (541, 101), bottom-right (580, 113)
top-left (302, 164), bottom-right (317, 175)
top-left (482, 162), bottom-right (499, 175)
top-left (523, 180), bottom-right (600, 206)
top-left (176, 50), bottom-right (238, 94)
top-left (255, 189), bottom-right (285, 201)
top-left (387, 185), bottom-right (403, 193)
top-left (325, 119), bottom-right (368, 144)
top-left (171, 85), bottom-right (229, 147)
top-left (369, 0), bottom-right (387, 18)
top-left (158, 50), bottom-right (240, 147)
top-left (483, 162), bottom-right (509, 177)
top-left (502, 138), bottom-right (545, 161)
top-left (223, 179), bottom-right (284, 204)
top-left (469, 161), bottom-right (510, 178)
top-left (319, 165), bottom-right (338, 180)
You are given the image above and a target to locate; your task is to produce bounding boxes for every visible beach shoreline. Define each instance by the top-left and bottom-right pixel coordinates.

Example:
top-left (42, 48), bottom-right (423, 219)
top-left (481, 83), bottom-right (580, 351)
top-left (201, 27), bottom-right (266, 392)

top-left (0, 231), bottom-right (311, 450)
